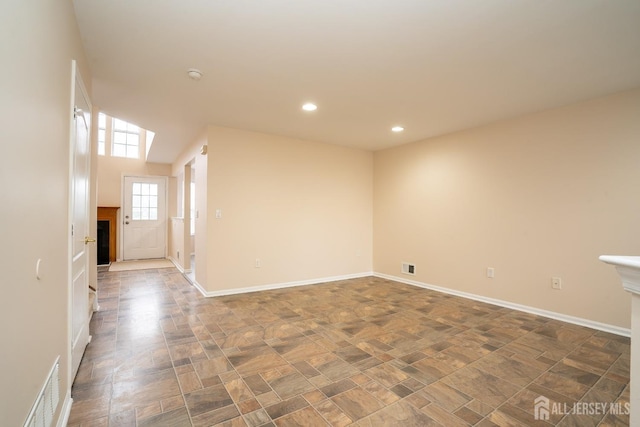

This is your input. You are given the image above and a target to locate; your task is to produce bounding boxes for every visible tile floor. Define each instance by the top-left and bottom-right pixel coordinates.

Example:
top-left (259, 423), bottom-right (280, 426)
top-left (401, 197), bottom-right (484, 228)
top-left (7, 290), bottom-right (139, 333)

top-left (68, 267), bottom-right (631, 426)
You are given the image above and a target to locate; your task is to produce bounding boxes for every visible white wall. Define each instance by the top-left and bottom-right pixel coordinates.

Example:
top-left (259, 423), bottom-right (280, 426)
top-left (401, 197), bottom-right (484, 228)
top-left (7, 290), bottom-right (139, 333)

top-left (0, 1), bottom-right (91, 425)
top-left (374, 88), bottom-right (640, 329)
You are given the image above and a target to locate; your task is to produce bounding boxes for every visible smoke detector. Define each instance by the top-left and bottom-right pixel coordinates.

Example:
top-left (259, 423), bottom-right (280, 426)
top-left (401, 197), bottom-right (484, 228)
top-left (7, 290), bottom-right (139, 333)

top-left (187, 68), bottom-right (203, 81)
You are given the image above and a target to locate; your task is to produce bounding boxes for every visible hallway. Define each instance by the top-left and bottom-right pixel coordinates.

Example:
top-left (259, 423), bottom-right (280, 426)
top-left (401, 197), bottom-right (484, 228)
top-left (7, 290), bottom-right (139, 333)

top-left (68, 267), bottom-right (630, 426)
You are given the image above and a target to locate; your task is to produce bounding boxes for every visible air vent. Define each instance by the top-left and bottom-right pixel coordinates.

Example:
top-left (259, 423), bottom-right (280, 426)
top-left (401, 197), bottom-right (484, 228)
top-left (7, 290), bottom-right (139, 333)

top-left (401, 262), bottom-right (415, 275)
top-left (24, 357), bottom-right (60, 427)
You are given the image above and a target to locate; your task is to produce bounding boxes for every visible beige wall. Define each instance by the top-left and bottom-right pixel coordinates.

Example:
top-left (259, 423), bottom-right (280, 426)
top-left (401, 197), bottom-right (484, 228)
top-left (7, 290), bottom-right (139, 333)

top-left (97, 155), bottom-right (171, 207)
top-left (374, 88), bottom-right (640, 328)
top-left (195, 144), bottom-right (208, 286)
top-left (169, 217), bottom-right (185, 268)
top-left (167, 173), bottom-right (183, 268)
top-left (204, 126), bottom-right (373, 292)
top-left (167, 175), bottom-right (178, 221)
top-left (0, 0), bottom-right (91, 425)
top-left (171, 130), bottom-right (208, 285)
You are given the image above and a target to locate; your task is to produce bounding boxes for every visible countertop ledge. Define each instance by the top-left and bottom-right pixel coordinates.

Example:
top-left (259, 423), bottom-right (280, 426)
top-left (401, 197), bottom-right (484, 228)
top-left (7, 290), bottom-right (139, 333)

top-left (600, 255), bottom-right (640, 295)
top-left (600, 255), bottom-right (640, 269)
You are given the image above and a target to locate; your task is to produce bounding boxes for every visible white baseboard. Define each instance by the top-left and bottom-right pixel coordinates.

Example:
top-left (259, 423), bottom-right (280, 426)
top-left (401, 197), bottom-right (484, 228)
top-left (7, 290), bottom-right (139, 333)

top-left (192, 272), bottom-right (374, 298)
top-left (374, 272), bottom-right (630, 337)
top-left (168, 256), bottom-right (184, 273)
top-left (181, 269), bottom-right (629, 337)
top-left (189, 277), bottom-right (208, 297)
top-left (57, 391), bottom-right (72, 427)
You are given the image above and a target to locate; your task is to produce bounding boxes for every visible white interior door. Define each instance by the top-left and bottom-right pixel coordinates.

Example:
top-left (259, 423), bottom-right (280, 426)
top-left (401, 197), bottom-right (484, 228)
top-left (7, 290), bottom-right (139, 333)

top-left (70, 62), bottom-right (91, 380)
top-left (122, 176), bottom-right (167, 260)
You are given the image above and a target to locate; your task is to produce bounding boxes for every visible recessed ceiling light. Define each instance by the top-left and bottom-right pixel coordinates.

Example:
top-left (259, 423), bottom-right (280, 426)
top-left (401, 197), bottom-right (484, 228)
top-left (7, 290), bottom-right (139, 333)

top-left (187, 68), bottom-right (203, 81)
top-left (302, 103), bottom-right (318, 112)
top-left (391, 126), bottom-right (404, 132)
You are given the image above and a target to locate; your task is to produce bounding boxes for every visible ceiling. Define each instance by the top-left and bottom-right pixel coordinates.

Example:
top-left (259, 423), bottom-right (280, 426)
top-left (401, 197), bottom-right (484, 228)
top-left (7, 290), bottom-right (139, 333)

top-left (72, 0), bottom-right (640, 164)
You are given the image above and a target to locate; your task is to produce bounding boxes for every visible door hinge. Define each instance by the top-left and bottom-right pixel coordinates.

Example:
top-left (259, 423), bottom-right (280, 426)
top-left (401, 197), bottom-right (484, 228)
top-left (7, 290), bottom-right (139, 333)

top-left (73, 106), bottom-right (78, 119)
top-left (71, 223), bottom-right (74, 236)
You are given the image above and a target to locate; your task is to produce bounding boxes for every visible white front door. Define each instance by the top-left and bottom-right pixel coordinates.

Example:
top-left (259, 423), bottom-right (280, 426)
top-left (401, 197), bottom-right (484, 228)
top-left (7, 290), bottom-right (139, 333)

top-left (70, 62), bottom-right (91, 380)
top-left (122, 176), bottom-right (167, 260)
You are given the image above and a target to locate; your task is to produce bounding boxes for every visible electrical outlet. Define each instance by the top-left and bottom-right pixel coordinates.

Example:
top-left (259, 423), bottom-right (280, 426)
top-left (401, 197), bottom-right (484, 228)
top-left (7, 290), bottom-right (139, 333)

top-left (552, 277), bottom-right (562, 290)
top-left (255, 258), bottom-right (261, 268)
top-left (487, 267), bottom-right (495, 278)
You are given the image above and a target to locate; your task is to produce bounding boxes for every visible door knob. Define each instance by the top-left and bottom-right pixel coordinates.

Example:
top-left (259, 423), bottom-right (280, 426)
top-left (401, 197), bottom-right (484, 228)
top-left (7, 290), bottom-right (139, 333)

top-left (84, 236), bottom-right (96, 245)
top-left (125, 221), bottom-right (130, 225)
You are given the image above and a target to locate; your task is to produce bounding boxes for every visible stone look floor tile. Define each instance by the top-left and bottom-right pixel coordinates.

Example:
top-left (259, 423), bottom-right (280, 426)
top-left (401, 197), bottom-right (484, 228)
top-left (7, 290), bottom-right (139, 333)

top-left (68, 267), bottom-right (630, 426)
top-left (269, 372), bottom-right (316, 400)
top-left (265, 395), bottom-right (309, 420)
top-left (330, 387), bottom-right (384, 420)
top-left (273, 406), bottom-right (329, 426)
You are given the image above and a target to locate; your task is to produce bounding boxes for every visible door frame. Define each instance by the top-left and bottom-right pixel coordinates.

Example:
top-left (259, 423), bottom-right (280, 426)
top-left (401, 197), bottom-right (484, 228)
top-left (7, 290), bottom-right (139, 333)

top-left (120, 174), bottom-right (168, 260)
top-left (67, 60), bottom-right (92, 386)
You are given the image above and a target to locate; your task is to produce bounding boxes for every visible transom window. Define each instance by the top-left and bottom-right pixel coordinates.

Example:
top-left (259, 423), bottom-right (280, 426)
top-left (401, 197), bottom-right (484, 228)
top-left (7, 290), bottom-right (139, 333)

top-left (97, 112), bottom-right (150, 159)
top-left (132, 182), bottom-right (158, 220)
top-left (113, 118), bottom-right (140, 158)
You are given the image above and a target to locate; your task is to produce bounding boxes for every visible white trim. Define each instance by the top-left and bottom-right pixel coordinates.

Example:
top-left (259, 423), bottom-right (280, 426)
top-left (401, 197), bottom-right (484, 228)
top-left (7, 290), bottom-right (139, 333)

top-left (121, 174), bottom-right (169, 260)
top-left (57, 391), bottom-right (73, 427)
top-left (192, 272), bottom-right (374, 298)
top-left (68, 59), bottom-right (94, 394)
top-left (168, 256), bottom-right (184, 273)
top-left (600, 255), bottom-right (640, 295)
top-left (190, 278), bottom-right (208, 297)
top-left (67, 60), bottom-right (77, 413)
top-left (374, 272), bottom-right (631, 337)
